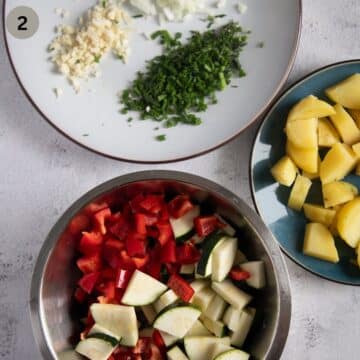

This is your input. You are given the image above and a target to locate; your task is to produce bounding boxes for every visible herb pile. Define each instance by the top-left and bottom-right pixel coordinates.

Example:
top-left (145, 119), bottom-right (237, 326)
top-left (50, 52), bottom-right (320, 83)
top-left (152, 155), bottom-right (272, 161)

top-left (121, 22), bottom-right (249, 128)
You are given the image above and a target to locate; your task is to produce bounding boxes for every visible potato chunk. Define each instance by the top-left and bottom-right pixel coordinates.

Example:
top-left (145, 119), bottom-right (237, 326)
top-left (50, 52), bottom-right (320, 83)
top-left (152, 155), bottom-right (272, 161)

top-left (337, 197), bottom-right (360, 248)
top-left (322, 181), bottom-right (358, 208)
top-left (302, 156), bottom-right (321, 180)
top-left (319, 143), bottom-right (357, 184)
top-left (348, 109), bottom-right (360, 128)
top-left (352, 142), bottom-right (360, 157)
top-left (270, 156), bottom-right (298, 186)
top-left (318, 117), bottom-right (340, 147)
top-left (329, 205), bottom-right (342, 236)
top-left (288, 174), bottom-right (312, 211)
top-left (303, 223), bottom-right (339, 263)
top-left (303, 204), bottom-right (336, 226)
top-left (325, 74), bottom-right (360, 110)
top-left (285, 117), bottom-right (318, 148)
top-left (329, 104), bottom-right (360, 145)
top-left (286, 141), bottom-right (318, 174)
top-left (287, 95), bottom-right (335, 121)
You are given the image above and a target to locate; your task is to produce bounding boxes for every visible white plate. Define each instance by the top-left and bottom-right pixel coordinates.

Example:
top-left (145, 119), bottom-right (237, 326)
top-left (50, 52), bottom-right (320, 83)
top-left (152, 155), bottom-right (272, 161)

top-left (4, 0), bottom-right (301, 163)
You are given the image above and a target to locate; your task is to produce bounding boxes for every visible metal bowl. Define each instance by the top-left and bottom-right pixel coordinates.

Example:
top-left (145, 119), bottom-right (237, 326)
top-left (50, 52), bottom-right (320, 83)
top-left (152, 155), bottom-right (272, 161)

top-left (30, 170), bottom-right (291, 360)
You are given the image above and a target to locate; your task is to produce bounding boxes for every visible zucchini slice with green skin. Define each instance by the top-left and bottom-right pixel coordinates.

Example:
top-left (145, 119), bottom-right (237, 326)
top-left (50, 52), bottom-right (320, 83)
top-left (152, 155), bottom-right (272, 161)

top-left (196, 232), bottom-right (226, 276)
top-left (75, 338), bottom-right (115, 360)
top-left (239, 261), bottom-right (266, 289)
top-left (153, 305), bottom-right (201, 338)
top-left (87, 333), bottom-right (119, 347)
top-left (170, 206), bottom-right (200, 240)
top-left (140, 305), bottom-right (157, 325)
top-left (154, 289), bottom-right (179, 313)
top-left (186, 320), bottom-right (212, 337)
top-left (122, 269), bottom-right (167, 306)
top-left (211, 237), bottom-right (238, 282)
top-left (214, 214), bottom-right (236, 236)
top-left (184, 336), bottom-right (231, 360)
top-left (159, 330), bottom-right (179, 347)
top-left (210, 343), bottom-right (234, 359)
top-left (88, 324), bottom-right (121, 343)
top-left (223, 307), bottom-right (242, 332)
top-left (167, 346), bottom-right (189, 360)
top-left (214, 349), bottom-right (250, 360)
top-left (211, 280), bottom-right (252, 311)
top-left (230, 308), bottom-right (256, 347)
top-left (90, 304), bottom-right (138, 346)
top-left (202, 317), bottom-right (227, 337)
top-left (204, 295), bottom-right (227, 321)
top-left (190, 287), bottom-right (216, 312)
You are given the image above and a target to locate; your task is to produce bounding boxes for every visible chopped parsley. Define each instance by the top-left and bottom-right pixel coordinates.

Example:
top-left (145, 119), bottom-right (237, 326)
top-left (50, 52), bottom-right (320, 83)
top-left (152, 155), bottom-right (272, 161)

top-left (203, 14), bottom-right (226, 28)
top-left (94, 55), bottom-right (101, 63)
top-left (256, 41), bottom-right (265, 48)
top-left (132, 14), bottom-right (144, 18)
top-left (156, 134), bottom-right (166, 141)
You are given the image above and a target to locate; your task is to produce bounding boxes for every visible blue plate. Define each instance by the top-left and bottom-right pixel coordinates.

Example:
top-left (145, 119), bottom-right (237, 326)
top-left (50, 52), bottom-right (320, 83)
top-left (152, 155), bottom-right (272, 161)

top-left (251, 60), bottom-right (360, 285)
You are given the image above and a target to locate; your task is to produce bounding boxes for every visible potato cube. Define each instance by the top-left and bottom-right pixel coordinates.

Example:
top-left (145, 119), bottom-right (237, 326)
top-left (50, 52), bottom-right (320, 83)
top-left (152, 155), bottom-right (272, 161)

top-left (285, 117), bottom-right (318, 148)
top-left (318, 117), bottom-right (340, 147)
top-left (329, 205), bottom-right (342, 236)
top-left (286, 141), bottom-right (318, 174)
top-left (348, 109), bottom-right (360, 128)
top-left (302, 156), bottom-right (321, 180)
top-left (337, 197), bottom-right (360, 248)
top-left (329, 104), bottom-right (360, 145)
top-left (352, 142), bottom-right (360, 157)
top-left (287, 95), bottom-right (335, 121)
top-left (325, 74), bottom-right (360, 110)
top-left (288, 174), bottom-right (312, 211)
top-left (303, 223), bottom-right (339, 263)
top-left (319, 143), bottom-right (358, 184)
top-left (270, 156), bottom-right (298, 186)
top-left (303, 203), bottom-right (336, 226)
top-left (322, 181), bottom-right (358, 208)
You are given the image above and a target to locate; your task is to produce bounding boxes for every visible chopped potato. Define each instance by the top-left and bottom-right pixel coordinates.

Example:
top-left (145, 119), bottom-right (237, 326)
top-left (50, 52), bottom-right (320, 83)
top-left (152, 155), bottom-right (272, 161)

top-left (329, 205), bottom-right (342, 236)
top-left (329, 104), bottom-right (360, 145)
top-left (325, 74), bottom-right (360, 110)
top-left (288, 174), bottom-right (312, 211)
top-left (352, 142), bottom-right (360, 157)
top-left (337, 197), bottom-right (360, 248)
top-left (348, 109), bottom-right (360, 128)
top-left (302, 156), bottom-right (320, 180)
top-left (319, 143), bottom-right (357, 184)
top-left (285, 117), bottom-right (318, 148)
top-left (303, 223), bottom-right (339, 263)
top-left (322, 181), bottom-right (358, 208)
top-left (318, 117), bottom-right (340, 147)
top-left (303, 204), bottom-right (336, 227)
top-left (270, 156), bottom-right (298, 186)
top-left (286, 141), bottom-right (318, 174)
top-left (287, 95), bottom-right (335, 121)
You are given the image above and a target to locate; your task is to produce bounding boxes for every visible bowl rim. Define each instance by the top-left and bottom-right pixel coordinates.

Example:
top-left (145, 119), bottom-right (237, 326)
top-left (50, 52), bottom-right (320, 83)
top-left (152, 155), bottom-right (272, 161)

top-left (30, 170), bottom-right (292, 360)
top-left (2, 0), bottom-right (302, 164)
top-left (250, 58), bottom-right (360, 286)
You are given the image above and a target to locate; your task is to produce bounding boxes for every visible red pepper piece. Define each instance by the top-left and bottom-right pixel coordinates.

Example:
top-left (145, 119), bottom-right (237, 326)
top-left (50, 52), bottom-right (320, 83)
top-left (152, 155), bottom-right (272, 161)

top-left (167, 273), bottom-right (194, 302)
top-left (125, 233), bottom-right (147, 257)
top-left (129, 193), bottom-right (145, 213)
top-left (156, 222), bottom-right (174, 246)
top-left (119, 250), bottom-right (136, 270)
top-left (68, 214), bottom-right (90, 235)
top-left (168, 195), bottom-right (194, 219)
top-left (194, 215), bottom-right (224, 237)
top-left (149, 343), bottom-right (164, 360)
top-left (140, 195), bottom-right (164, 214)
top-left (103, 239), bottom-right (125, 269)
top-left (84, 201), bottom-right (108, 215)
top-left (78, 272), bottom-right (100, 294)
top-left (160, 239), bottom-right (177, 263)
top-left (77, 253), bottom-right (102, 274)
top-left (152, 330), bottom-right (166, 352)
top-left (94, 207), bottom-right (112, 235)
top-left (109, 215), bottom-right (131, 241)
top-left (101, 267), bottom-right (116, 280)
top-left (134, 213), bottom-right (147, 235)
top-left (115, 269), bottom-right (133, 289)
top-left (96, 280), bottom-right (116, 299)
top-left (147, 226), bottom-right (159, 239)
top-left (147, 259), bottom-right (162, 280)
top-left (229, 267), bottom-right (251, 281)
top-left (165, 263), bottom-right (181, 275)
top-left (74, 287), bottom-right (87, 303)
top-left (133, 337), bottom-right (152, 355)
top-left (132, 254), bottom-right (149, 270)
top-left (176, 242), bottom-right (201, 264)
top-left (79, 231), bottom-right (103, 255)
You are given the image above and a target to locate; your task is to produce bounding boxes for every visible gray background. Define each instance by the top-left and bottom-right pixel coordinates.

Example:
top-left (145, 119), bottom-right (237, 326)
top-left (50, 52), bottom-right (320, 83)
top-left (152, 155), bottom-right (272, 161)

top-left (1, 0), bottom-right (360, 359)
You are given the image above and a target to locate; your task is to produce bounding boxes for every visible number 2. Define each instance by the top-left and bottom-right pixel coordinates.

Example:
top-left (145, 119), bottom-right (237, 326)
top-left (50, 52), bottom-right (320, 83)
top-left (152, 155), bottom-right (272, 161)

top-left (17, 16), bottom-right (27, 31)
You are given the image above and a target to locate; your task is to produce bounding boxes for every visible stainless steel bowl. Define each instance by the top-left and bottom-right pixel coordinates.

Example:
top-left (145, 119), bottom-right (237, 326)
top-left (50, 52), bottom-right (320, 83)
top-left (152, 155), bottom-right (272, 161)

top-left (30, 170), bottom-right (291, 360)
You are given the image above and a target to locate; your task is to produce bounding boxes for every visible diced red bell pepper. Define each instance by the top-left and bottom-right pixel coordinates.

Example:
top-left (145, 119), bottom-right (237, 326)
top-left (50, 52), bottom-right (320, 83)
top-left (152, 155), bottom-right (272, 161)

top-left (140, 194), bottom-right (164, 214)
top-left (74, 287), bottom-right (87, 303)
top-left (129, 193), bottom-right (145, 213)
top-left (176, 242), bottom-right (201, 264)
top-left (94, 207), bottom-right (112, 235)
top-left (78, 272), bottom-right (100, 294)
top-left (79, 231), bottom-right (103, 255)
top-left (194, 215), bottom-right (224, 237)
top-left (167, 273), bottom-right (194, 302)
top-left (125, 233), bottom-right (147, 257)
top-left (80, 324), bottom-right (93, 341)
top-left (147, 259), bottom-right (162, 280)
top-left (132, 254), bottom-right (149, 270)
top-left (230, 267), bottom-right (251, 281)
top-left (168, 195), bottom-right (194, 219)
top-left (77, 253), bottom-right (102, 274)
top-left (147, 226), bottom-right (159, 239)
top-left (119, 250), bottom-right (136, 270)
top-left (96, 280), bottom-right (116, 299)
top-left (101, 267), bottom-right (116, 280)
top-left (109, 216), bottom-right (131, 241)
top-left (68, 214), bottom-right (90, 235)
top-left (103, 239), bottom-right (124, 269)
top-left (115, 269), bottom-right (133, 289)
top-left (133, 337), bottom-right (152, 355)
top-left (160, 239), bottom-right (177, 263)
top-left (149, 344), bottom-right (164, 360)
top-left (84, 201), bottom-right (109, 215)
top-left (158, 206), bottom-right (169, 221)
top-left (156, 222), bottom-right (174, 246)
top-left (134, 213), bottom-right (147, 235)
top-left (165, 263), bottom-right (181, 275)
top-left (152, 330), bottom-right (166, 352)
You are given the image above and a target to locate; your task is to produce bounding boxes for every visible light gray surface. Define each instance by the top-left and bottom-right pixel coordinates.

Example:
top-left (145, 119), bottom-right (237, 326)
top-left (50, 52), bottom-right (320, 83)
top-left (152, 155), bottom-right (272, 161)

top-left (0, 0), bottom-right (359, 359)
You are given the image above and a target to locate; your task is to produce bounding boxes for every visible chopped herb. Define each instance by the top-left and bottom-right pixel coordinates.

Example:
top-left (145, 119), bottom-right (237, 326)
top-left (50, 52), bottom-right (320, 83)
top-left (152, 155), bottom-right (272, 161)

top-left (82, 134), bottom-right (89, 137)
top-left (154, 127), bottom-right (159, 130)
top-left (202, 14), bottom-right (226, 28)
top-left (256, 41), bottom-right (265, 48)
top-left (101, 0), bottom-right (107, 8)
top-left (117, 54), bottom-right (124, 61)
top-left (231, 85), bottom-right (239, 88)
top-left (156, 134), bottom-right (166, 141)
top-left (132, 14), bottom-right (144, 18)
top-left (120, 22), bottom-right (248, 127)
top-left (94, 54), bottom-right (101, 63)
top-left (127, 117), bottom-right (133, 122)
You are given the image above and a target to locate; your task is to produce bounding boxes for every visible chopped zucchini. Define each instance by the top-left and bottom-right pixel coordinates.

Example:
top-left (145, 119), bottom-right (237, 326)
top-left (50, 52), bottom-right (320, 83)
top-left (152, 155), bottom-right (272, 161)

top-left (223, 307), bottom-right (242, 331)
top-left (167, 346), bottom-right (189, 360)
top-left (88, 324), bottom-right (121, 342)
top-left (240, 261), bottom-right (266, 289)
top-left (191, 287), bottom-right (216, 312)
top-left (210, 343), bottom-right (234, 359)
top-left (215, 214), bottom-right (236, 236)
top-left (186, 320), bottom-right (212, 337)
top-left (202, 317), bottom-right (227, 337)
top-left (160, 330), bottom-right (179, 347)
top-left (140, 305), bottom-right (157, 325)
top-left (154, 289), bottom-right (179, 313)
top-left (234, 250), bottom-right (248, 265)
top-left (212, 237), bottom-right (238, 281)
top-left (204, 295), bottom-right (227, 321)
top-left (75, 338), bottom-right (115, 360)
top-left (184, 336), bottom-right (230, 360)
top-left (230, 308), bottom-right (256, 347)
top-left (214, 349), bottom-right (250, 360)
top-left (170, 206), bottom-right (200, 240)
